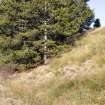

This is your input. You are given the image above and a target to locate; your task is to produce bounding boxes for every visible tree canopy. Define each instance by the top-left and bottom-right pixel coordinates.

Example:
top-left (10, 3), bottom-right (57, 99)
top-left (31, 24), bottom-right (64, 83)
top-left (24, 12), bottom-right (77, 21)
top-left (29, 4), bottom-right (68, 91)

top-left (0, 0), bottom-right (94, 70)
top-left (94, 18), bottom-right (101, 28)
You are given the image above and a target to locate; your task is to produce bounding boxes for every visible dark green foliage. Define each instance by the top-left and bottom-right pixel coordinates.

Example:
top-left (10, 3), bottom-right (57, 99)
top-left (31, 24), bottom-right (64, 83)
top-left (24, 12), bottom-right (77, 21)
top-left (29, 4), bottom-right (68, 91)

top-left (0, 0), bottom-right (94, 70)
top-left (94, 18), bottom-right (101, 28)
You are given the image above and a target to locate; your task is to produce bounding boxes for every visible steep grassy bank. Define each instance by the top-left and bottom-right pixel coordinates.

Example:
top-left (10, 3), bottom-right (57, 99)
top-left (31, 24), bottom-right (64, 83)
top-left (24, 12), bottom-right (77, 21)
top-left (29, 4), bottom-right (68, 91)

top-left (0, 28), bottom-right (105, 105)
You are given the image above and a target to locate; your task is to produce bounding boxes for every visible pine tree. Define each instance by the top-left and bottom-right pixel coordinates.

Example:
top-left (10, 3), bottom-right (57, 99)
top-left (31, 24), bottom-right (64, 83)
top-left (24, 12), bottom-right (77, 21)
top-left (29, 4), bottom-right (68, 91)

top-left (94, 18), bottom-right (101, 28)
top-left (0, 0), bottom-right (94, 70)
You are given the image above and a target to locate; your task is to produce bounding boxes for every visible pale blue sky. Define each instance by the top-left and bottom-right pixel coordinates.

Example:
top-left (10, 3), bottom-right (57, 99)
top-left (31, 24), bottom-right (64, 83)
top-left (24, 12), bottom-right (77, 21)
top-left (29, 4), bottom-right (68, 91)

top-left (88, 0), bottom-right (105, 27)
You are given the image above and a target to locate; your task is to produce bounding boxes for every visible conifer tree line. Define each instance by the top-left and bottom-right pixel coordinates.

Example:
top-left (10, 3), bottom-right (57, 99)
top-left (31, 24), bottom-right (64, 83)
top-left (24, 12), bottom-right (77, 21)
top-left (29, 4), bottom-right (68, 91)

top-left (0, 0), bottom-right (94, 70)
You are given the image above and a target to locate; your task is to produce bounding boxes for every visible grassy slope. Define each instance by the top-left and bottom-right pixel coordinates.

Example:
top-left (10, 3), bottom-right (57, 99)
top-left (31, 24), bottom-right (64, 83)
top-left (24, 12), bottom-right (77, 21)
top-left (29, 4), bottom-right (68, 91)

top-left (0, 28), bottom-right (105, 105)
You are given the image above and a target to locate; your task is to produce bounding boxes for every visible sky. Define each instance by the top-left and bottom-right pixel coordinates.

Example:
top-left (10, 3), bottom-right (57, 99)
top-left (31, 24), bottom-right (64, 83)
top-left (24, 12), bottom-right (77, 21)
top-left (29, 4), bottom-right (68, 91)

top-left (88, 0), bottom-right (105, 27)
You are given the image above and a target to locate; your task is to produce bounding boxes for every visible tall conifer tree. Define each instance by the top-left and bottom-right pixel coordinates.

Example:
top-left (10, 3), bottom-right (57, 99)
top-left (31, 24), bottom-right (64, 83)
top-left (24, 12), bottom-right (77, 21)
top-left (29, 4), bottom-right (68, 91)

top-left (0, 0), bottom-right (94, 69)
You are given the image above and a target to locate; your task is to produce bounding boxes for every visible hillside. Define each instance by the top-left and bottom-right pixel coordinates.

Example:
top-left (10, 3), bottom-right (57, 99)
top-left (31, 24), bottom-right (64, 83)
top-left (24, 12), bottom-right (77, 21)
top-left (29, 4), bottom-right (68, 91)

top-left (0, 27), bottom-right (105, 105)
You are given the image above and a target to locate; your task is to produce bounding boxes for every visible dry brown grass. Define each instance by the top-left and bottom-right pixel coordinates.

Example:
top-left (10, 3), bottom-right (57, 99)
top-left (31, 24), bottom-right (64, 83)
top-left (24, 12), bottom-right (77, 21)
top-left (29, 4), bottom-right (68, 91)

top-left (0, 28), bottom-right (105, 105)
